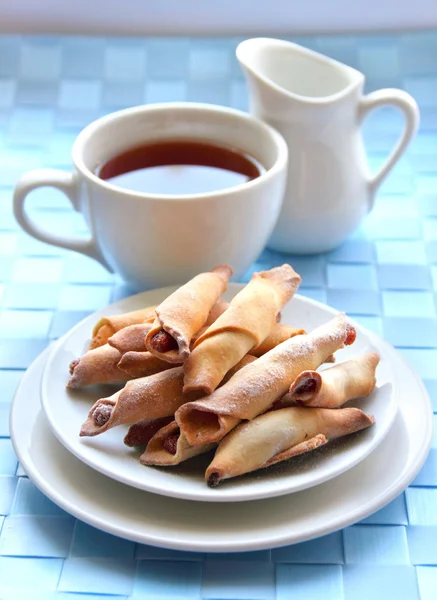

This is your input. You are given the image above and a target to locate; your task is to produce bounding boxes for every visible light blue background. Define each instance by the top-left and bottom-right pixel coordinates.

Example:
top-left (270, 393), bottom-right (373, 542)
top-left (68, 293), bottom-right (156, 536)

top-left (0, 30), bottom-right (436, 599)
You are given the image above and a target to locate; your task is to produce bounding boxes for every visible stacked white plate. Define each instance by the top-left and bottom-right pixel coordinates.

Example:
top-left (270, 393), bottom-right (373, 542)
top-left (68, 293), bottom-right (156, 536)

top-left (10, 285), bottom-right (433, 552)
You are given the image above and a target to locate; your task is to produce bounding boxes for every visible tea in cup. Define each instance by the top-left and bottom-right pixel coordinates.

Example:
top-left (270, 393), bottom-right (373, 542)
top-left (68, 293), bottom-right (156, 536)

top-left (13, 102), bottom-right (288, 290)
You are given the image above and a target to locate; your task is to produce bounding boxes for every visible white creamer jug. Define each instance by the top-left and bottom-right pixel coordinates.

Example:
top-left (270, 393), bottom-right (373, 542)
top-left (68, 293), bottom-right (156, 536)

top-left (237, 38), bottom-right (419, 254)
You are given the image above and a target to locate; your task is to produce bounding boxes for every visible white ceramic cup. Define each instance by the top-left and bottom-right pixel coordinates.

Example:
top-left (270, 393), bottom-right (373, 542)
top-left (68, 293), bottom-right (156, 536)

top-left (13, 103), bottom-right (288, 290)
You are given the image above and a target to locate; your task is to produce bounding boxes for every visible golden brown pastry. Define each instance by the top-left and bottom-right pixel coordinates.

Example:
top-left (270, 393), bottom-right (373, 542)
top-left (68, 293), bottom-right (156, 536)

top-left (109, 299), bottom-right (231, 355)
top-left (79, 355), bottom-right (257, 437)
top-left (176, 313), bottom-right (356, 446)
top-left (286, 352), bottom-right (380, 408)
top-left (250, 323), bottom-right (305, 357)
top-left (67, 345), bottom-right (131, 388)
top-left (123, 417), bottom-right (174, 447)
top-left (89, 306), bottom-right (156, 350)
top-left (145, 265), bottom-right (233, 364)
top-left (183, 264), bottom-right (302, 394)
top-left (80, 367), bottom-right (202, 436)
top-left (67, 345), bottom-right (172, 388)
top-left (140, 421), bottom-right (216, 466)
top-left (108, 323), bottom-right (153, 354)
top-left (205, 406), bottom-right (374, 486)
top-left (203, 299), bottom-right (230, 327)
top-left (116, 351), bottom-right (173, 379)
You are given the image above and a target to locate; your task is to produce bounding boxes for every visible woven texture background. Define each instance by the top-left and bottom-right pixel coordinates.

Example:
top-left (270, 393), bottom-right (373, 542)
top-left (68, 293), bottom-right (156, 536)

top-left (0, 31), bottom-right (436, 599)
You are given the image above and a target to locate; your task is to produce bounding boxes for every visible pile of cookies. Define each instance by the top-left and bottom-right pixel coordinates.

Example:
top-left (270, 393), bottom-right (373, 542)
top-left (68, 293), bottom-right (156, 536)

top-left (68, 264), bottom-right (378, 487)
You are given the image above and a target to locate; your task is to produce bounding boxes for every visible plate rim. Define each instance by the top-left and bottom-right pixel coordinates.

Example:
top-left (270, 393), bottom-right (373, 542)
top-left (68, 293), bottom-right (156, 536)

top-left (10, 342), bottom-right (433, 552)
top-left (40, 285), bottom-right (398, 502)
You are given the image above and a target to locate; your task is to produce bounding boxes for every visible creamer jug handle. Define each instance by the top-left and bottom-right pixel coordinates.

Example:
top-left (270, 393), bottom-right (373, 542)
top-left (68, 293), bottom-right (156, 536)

top-left (359, 89), bottom-right (419, 210)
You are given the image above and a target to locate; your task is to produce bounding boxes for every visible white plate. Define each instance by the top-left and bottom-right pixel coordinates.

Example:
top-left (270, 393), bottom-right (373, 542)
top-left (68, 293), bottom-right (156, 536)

top-left (41, 286), bottom-right (397, 502)
top-left (11, 341), bottom-right (432, 552)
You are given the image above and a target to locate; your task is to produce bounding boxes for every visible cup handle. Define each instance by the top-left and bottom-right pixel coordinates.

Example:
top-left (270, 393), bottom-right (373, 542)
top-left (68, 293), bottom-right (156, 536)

top-left (359, 89), bottom-right (419, 209)
top-left (13, 168), bottom-right (113, 271)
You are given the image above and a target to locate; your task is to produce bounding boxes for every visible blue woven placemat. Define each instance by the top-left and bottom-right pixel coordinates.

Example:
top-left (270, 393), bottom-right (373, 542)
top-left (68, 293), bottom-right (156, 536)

top-left (0, 31), bottom-right (436, 600)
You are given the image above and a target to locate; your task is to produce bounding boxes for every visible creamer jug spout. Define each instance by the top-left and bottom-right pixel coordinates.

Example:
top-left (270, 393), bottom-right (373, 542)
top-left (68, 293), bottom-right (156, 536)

top-left (236, 37), bottom-right (363, 112)
top-left (236, 38), bottom-right (297, 113)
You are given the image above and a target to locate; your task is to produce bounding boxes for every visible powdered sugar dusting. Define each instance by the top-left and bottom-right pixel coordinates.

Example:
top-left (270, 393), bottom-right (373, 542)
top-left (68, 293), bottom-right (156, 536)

top-left (178, 314), bottom-right (350, 424)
